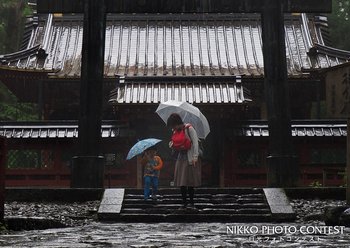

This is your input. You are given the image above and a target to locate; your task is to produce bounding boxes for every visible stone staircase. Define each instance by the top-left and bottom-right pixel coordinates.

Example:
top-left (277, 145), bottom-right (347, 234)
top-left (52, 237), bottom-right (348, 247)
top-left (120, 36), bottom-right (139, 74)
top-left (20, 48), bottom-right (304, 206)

top-left (98, 188), bottom-right (296, 222)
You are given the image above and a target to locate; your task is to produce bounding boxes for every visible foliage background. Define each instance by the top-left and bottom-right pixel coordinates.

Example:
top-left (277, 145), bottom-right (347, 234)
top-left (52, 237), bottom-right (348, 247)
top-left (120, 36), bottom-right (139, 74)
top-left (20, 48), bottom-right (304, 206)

top-left (328, 0), bottom-right (350, 51)
top-left (0, 0), bottom-right (37, 121)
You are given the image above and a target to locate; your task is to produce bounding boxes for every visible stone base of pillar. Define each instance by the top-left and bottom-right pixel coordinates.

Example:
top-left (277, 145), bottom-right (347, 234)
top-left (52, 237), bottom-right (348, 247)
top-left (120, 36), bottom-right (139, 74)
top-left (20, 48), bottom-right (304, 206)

top-left (0, 136), bottom-right (6, 221)
top-left (267, 155), bottom-right (299, 187)
top-left (71, 156), bottom-right (105, 188)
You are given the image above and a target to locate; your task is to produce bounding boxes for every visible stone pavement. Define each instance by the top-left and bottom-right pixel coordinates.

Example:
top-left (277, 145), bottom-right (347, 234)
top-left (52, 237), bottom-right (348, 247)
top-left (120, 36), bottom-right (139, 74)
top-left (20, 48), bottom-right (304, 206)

top-left (1, 222), bottom-right (350, 247)
top-left (2, 195), bottom-right (350, 247)
top-left (2, 188), bottom-right (349, 247)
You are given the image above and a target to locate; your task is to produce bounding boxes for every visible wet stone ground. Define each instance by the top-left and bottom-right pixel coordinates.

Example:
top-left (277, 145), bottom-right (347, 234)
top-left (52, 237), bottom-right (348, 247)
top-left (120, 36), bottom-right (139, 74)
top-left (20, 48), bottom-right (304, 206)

top-left (1, 199), bottom-right (349, 247)
top-left (4, 201), bottom-right (100, 227)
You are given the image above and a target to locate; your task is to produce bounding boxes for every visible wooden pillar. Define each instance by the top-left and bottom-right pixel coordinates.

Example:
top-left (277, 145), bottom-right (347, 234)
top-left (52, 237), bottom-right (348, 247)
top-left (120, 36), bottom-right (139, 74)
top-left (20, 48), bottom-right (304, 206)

top-left (261, 0), bottom-right (298, 187)
top-left (347, 118), bottom-right (350, 205)
top-left (0, 136), bottom-right (6, 221)
top-left (71, 0), bottom-right (106, 188)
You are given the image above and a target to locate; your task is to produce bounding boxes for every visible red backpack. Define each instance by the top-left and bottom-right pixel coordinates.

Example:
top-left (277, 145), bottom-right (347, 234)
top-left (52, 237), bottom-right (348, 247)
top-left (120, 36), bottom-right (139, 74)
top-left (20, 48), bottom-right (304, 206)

top-left (171, 124), bottom-right (192, 151)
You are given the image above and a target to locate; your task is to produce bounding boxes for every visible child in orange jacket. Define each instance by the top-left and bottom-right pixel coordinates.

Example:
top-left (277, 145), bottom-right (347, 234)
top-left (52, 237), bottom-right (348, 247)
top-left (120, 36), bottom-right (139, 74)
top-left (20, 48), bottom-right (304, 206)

top-left (141, 147), bottom-right (163, 200)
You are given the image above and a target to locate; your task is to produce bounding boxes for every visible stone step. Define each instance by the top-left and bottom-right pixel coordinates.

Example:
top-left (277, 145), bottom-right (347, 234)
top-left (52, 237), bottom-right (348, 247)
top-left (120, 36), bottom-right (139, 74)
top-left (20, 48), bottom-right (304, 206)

top-left (123, 198), bottom-right (265, 205)
top-left (123, 198), bottom-right (262, 205)
top-left (124, 188), bottom-right (264, 195)
top-left (200, 208), bottom-right (271, 214)
top-left (100, 213), bottom-right (273, 222)
top-left (123, 198), bottom-right (208, 203)
top-left (236, 198), bottom-right (266, 204)
top-left (123, 193), bottom-right (265, 200)
top-left (122, 203), bottom-right (269, 210)
top-left (124, 194), bottom-right (265, 202)
top-left (97, 188), bottom-right (296, 223)
top-left (121, 188), bottom-right (270, 216)
top-left (121, 208), bottom-right (271, 215)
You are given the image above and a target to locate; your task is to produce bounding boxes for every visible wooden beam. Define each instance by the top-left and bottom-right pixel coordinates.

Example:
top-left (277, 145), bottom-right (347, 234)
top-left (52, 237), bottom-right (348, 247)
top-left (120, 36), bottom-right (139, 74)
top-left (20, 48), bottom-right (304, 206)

top-left (37, 0), bottom-right (332, 13)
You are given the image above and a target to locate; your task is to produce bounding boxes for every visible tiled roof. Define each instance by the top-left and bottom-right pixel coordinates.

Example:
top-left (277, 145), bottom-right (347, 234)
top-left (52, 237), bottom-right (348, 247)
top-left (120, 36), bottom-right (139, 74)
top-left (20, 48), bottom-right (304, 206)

top-left (1, 13), bottom-right (349, 78)
top-left (0, 121), bottom-right (127, 139)
top-left (0, 120), bottom-right (346, 139)
top-left (235, 120), bottom-right (347, 137)
top-left (109, 77), bottom-right (251, 104)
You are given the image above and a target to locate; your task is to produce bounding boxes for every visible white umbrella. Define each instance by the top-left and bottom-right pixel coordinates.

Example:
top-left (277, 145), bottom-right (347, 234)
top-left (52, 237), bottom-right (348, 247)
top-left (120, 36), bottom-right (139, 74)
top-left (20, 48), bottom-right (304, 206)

top-left (155, 100), bottom-right (210, 139)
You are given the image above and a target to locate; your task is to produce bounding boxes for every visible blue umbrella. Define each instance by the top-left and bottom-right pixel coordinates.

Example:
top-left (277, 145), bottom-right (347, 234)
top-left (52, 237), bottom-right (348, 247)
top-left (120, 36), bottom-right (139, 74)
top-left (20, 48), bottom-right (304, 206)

top-left (126, 138), bottom-right (162, 160)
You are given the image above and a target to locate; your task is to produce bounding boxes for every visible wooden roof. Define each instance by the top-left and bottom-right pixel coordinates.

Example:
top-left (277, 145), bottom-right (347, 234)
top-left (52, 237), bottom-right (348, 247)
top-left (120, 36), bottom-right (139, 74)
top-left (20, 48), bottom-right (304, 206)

top-left (109, 77), bottom-right (252, 104)
top-left (0, 121), bottom-right (128, 139)
top-left (235, 120), bottom-right (347, 137)
top-left (1, 12), bottom-right (349, 79)
top-left (0, 120), bottom-right (346, 139)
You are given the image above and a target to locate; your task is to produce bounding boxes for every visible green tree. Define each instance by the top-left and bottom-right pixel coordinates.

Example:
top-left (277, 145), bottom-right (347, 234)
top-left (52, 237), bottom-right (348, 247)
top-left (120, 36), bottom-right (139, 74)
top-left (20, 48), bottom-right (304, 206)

top-left (0, 0), bottom-right (31, 53)
top-left (328, 0), bottom-right (350, 50)
top-left (0, 1), bottom-right (37, 121)
top-left (0, 82), bottom-right (37, 121)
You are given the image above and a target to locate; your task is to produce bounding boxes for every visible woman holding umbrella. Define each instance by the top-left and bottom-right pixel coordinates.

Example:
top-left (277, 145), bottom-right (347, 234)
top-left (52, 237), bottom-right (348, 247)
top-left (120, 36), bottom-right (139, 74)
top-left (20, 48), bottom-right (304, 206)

top-left (167, 113), bottom-right (201, 209)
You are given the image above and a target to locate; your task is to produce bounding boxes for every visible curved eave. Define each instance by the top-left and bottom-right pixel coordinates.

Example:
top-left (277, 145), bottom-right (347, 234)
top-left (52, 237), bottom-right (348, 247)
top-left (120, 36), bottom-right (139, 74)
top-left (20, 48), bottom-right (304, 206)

top-left (306, 43), bottom-right (350, 69)
top-left (312, 43), bottom-right (350, 60)
top-left (0, 66), bottom-right (53, 73)
top-left (0, 45), bottom-right (54, 79)
top-left (0, 45), bottom-right (40, 62)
